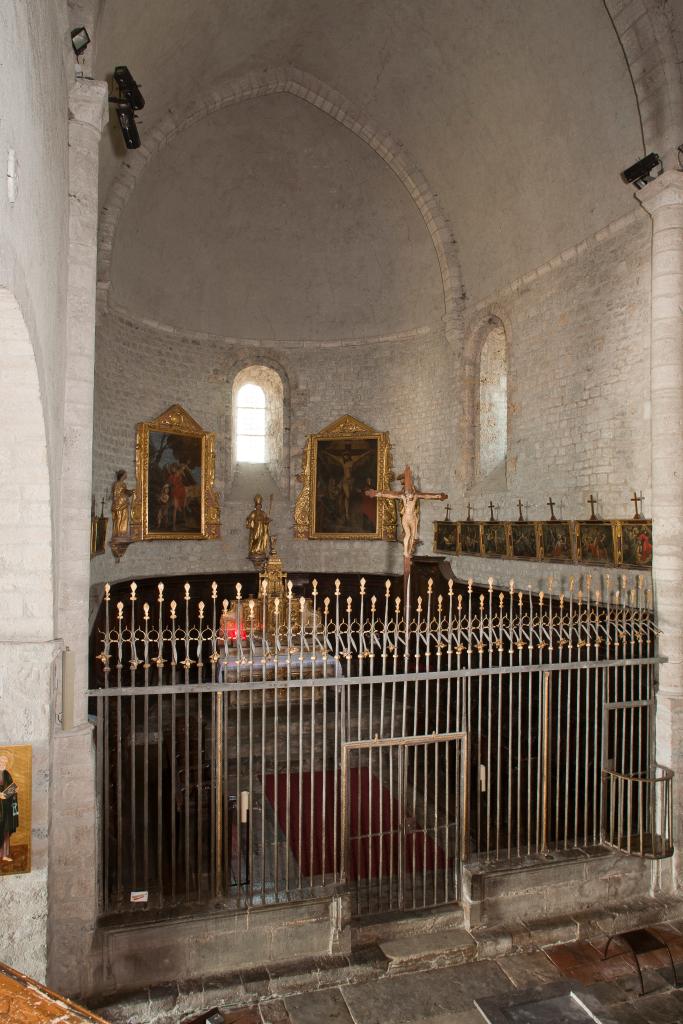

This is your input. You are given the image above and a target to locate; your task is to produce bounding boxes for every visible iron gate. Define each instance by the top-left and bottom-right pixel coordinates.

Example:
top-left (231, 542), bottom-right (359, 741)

top-left (341, 732), bottom-right (467, 916)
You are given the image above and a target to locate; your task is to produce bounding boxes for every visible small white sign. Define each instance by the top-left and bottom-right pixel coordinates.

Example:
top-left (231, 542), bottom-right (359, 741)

top-left (130, 890), bottom-right (148, 903)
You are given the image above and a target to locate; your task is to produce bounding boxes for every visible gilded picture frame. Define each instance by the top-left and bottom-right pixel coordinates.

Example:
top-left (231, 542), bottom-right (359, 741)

top-left (617, 519), bottom-right (653, 569)
top-left (294, 415), bottom-right (396, 540)
top-left (482, 522), bottom-right (509, 558)
top-left (433, 520), bottom-right (458, 554)
top-left (509, 522), bottom-right (540, 560)
top-left (459, 521), bottom-right (483, 556)
top-left (575, 521), bottom-right (617, 566)
top-left (539, 521), bottom-right (574, 563)
top-left (130, 404), bottom-right (220, 542)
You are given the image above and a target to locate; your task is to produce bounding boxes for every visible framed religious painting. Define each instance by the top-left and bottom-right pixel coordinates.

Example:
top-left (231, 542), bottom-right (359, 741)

top-left (294, 416), bottom-right (396, 540)
top-left (509, 522), bottom-right (540, 560)
top-left (459, 521), bottom-right (482, 556)
top-left (575, 521), bottom-right (617, 566)
top-left (617, 520), bottom-right (653, 569)
top-left (540, 521), bottom-right (574, 563)
top-left (0, 744), bottom-right (32, 877)
top-left (130, 404), bottom-right (220, 541)
top-left (433, 520), bottom-right (458, 554)
top-left (481, 522), bottom-right (509, 558)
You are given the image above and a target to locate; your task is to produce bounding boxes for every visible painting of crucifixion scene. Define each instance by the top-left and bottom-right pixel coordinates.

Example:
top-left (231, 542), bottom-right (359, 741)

top-left (313, 437), bottom-right (379, 537)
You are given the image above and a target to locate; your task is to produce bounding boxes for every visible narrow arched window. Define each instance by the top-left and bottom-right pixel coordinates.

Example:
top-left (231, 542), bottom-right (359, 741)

top-left (479, 322), bottom-right (508, 478)
top-left (235, 382), bottom-right (267, 463)
top-left (231, 366), bottom-right (285, 483)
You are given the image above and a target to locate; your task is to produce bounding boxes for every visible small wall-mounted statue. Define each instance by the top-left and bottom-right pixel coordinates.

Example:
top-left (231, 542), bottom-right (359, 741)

top-left (246, 494), bottom-right (272, 569)
top-left (110, 469), bottom-right (134, 561)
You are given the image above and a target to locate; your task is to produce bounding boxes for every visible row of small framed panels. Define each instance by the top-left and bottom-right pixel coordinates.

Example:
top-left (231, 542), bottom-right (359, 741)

top-left (433, 519), bottom-right (652, 569)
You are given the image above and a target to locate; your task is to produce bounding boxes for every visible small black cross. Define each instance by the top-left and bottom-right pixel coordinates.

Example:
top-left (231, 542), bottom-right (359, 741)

top-left (488, 501), bottom-right (496, 522)
top-left (547, 497), bottom-right (557, 522)
top-left (466, 502), bottom-right (473, 522)
top-left (517, 498), bottom-right (524, 522)
top-left (444, 503), bottom-right (452, 522)
top-left (588, 494), bottom-right (598, 520)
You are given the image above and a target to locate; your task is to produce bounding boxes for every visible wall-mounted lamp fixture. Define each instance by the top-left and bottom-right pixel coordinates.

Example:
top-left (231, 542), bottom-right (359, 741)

top-left (621, 152), bottom-right (662, 190)
top-left (108, 66), bottom-right (145, 150)
top-left (71, 26), bottom-right (91, 57)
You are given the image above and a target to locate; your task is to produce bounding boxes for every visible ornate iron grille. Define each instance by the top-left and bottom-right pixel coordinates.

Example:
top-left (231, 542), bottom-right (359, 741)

top-left (89, 573), bottom-right (667, 919)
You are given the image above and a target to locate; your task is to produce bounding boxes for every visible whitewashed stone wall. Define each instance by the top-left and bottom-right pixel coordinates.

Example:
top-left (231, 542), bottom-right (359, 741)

top-left (453, 212), bottom-right (652, 588)
top-left (91, 317), bottom-right (456, 585)
top-left (93, 211), bottom-right (652, 597)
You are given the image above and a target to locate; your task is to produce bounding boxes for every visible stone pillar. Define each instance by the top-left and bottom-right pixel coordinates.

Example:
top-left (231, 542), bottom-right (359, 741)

top-left (636, 170), bottom-right (683, 883)
top-left (47, 78), bottom-right (108, 997)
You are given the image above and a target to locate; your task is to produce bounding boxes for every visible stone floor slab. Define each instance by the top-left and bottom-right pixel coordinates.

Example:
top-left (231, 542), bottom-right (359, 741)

top-left (286, 988), bottom-right (354, 1024)
top-left (341, 960), bottom-right (513, 1024)
top-left (497, 950), bottom-right (563, 989)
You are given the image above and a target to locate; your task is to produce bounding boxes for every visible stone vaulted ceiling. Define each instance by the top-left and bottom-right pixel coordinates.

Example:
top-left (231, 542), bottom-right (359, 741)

top-left (95, 0), bottom-right (643, 340)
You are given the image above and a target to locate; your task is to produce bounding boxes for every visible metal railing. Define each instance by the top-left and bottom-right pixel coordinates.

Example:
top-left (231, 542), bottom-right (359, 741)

top-left (89, 573), bottom-right (665, 918)
top-left (603, 765), bottom-right (674, 859)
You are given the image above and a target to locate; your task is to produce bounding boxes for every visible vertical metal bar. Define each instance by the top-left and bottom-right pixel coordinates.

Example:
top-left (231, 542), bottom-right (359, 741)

top-left (142, 601), bottom-right (150, 897)
top-left (96, 695), bottom-right (104, 911)
top-left (541, 672), bottom-right (550, 855)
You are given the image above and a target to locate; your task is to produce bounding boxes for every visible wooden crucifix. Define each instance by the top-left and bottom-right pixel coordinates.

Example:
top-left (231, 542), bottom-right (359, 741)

top-left (488, 501), bottom-right (497, 523)
top-left (444, 503), bottom-right (453, 522)
top-left (517, 498), bottom-right (525, 523)
top-left (365, 465), bottom-right (447, 587)
top-left (588, 494), bottom-right (598, 521)
top-left (631, 490), bottom-right (645, 521)
top-left (547, 497), bottom-right (557, 522)
top-left (466, 502), bottom-right (473, 523)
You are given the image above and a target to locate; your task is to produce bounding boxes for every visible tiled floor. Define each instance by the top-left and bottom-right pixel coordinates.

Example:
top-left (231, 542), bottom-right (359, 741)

top-left (224, 922), bottom-right (683, 1024)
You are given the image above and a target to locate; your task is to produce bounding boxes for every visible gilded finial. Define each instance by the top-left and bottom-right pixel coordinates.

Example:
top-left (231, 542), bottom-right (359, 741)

top-left (427, 578), bottom-right (433, 594)
top-left (236, 582), bottom-right (242, 599)
top-left (360, 577), bottom-right (366, 596)
top-left (385, 578), bottom-right (392, 596)
top-left (312, 578), bottom-right (318, 597)
top-left (211, 581), bottom-right (217, 598)
top-left (335, 578), bottom-right (341, 596)
top-left (130, 581), bottom-right (137, 601)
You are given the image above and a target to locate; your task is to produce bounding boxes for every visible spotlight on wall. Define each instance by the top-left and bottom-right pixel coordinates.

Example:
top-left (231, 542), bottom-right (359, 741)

top-left (108, 66), bottom-right (145, 150)
top-left (71, 26), bottom-right (90, 56)
top-left (621, 152), bottom-right (662, 189)
top-left (113, 66), bottom-right (145, 110)
top-left (115, 103), bottom-right (141, 150)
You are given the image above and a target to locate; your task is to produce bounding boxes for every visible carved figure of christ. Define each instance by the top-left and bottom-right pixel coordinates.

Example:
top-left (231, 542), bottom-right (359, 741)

top-left (365, 465), bottom-right (448, 579)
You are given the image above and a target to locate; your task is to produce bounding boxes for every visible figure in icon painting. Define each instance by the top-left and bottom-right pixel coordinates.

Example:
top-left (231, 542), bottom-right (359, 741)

top-left (0, 746), bottom-right (30, 876)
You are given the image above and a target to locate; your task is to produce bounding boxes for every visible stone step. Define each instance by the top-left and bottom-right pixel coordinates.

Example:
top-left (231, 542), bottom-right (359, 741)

top-left (379, 927), bottom-right (477, 974)
top-left (351, 903), bottom-right (465, 948)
